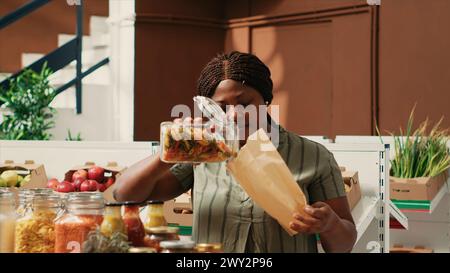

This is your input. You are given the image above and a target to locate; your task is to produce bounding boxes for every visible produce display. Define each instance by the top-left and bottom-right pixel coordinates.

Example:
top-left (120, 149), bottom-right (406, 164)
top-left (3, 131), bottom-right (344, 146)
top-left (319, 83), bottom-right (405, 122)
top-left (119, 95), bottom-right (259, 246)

top-left (0, 170), bottom-right (31, 188)
top-left (48, 166), bottom-right (115, 193)
top-left (160, 122), bottom-right (237, 163)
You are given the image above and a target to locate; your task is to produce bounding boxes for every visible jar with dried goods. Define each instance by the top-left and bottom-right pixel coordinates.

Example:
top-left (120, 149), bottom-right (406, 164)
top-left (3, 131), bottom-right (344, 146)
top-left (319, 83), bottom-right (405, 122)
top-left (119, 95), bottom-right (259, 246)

top-left (14, 192), bottom-right (61, 253)
top-left (0, 189), bottom-right (16, 253)
top-left (55, 192), bottom-right (104, 253)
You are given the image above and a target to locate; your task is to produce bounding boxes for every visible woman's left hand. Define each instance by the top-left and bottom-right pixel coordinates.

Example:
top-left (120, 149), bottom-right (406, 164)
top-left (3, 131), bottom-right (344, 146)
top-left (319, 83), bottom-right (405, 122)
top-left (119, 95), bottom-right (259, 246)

top-left (289, 202), bottom-right (340, 234)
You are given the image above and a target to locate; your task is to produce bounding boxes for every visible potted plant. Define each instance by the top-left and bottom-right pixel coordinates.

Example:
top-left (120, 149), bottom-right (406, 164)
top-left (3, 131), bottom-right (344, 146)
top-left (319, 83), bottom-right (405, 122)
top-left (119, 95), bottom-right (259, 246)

top-left (0, 64), bottom-right (56, 140)
top-left (382, 107), bottom-right (450, 201)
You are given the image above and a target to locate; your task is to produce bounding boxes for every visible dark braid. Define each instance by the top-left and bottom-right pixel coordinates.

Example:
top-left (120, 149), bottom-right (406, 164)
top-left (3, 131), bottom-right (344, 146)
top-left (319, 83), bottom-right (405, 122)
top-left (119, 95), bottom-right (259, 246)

top-left (197, 51), bottom-right (273, 104)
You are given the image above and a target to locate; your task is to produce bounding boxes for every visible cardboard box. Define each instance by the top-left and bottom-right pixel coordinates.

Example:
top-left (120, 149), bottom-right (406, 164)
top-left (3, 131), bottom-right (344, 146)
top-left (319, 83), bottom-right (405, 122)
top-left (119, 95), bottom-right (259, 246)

top-left (163, 193), bottom-right (193, 226)
top-left (65, 161), bottom-right (127, 202)
top-left (390, 171), bottom-right (448, 201)
top-left (0, 160), bottom-right (48, 190)
top-left (341, 167), bottom-right (362, 211)
top-left (390, 245), bottom-right (433, 253)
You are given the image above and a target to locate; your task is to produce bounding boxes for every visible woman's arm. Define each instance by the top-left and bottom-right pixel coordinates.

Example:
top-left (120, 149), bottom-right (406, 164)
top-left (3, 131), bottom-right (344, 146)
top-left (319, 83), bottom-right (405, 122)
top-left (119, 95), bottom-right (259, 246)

top-left (289, 197), bottom-right (357, 253)
top-left (113, 153), bottom-right (188, 202)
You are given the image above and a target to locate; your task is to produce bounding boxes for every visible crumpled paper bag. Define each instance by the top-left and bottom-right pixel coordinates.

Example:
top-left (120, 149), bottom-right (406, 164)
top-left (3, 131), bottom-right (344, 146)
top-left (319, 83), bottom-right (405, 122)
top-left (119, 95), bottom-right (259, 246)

top-left (226, 128), bottom-right (307, 236)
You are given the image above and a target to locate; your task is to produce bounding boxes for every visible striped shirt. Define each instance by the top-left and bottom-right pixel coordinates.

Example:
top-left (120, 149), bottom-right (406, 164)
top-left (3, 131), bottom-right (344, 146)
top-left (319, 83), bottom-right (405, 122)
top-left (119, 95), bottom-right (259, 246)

top-left (170, 126), bottom-right (346, 253)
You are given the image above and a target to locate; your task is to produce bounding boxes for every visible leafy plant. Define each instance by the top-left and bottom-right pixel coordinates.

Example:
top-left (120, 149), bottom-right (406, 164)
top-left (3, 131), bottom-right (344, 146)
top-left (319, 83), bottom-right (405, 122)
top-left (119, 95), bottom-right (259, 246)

top-left (379, 106), bottom-right (450, 178)
top-left (0, 64), bottom-right (56, 140)
top-left (66, 129), bottom-right (83, 141)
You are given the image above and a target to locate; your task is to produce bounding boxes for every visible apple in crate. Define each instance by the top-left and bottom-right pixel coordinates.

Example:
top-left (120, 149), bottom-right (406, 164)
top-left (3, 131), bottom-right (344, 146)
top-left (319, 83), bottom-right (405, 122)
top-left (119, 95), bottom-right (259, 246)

top-left (97, 183), bottom-right (106, 192)
top-left (80, 180), bottom-right (98, 192)
top-left (47, 178), bottom-right (60, 190)
top-left (88, 166), bottom-right (105, 182)
top-left (72, 169), bottom-right (88, 182)
top-left (104, 177), bottom-right (115, 189)
top-left (72, 178), bottom-right (85, 192)
top-left (57, 181), bottom-right (75, 193)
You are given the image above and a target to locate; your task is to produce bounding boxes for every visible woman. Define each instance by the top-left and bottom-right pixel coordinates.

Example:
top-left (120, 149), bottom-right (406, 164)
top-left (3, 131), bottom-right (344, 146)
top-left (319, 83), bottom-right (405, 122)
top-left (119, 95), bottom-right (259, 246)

top-left (114, 51), bottom-right (357, 253)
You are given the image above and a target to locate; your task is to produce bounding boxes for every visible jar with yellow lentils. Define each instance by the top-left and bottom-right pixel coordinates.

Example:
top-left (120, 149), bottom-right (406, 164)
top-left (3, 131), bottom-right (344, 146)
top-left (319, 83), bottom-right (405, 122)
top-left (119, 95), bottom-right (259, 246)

top-left (14, 192), bottom-right (61, 253)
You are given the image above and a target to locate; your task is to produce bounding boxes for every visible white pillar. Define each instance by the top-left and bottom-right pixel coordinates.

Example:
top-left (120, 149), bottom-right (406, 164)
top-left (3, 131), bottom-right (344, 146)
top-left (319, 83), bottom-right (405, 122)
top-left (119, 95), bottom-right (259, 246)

top-left (108, 0), bottom-right (135, 141)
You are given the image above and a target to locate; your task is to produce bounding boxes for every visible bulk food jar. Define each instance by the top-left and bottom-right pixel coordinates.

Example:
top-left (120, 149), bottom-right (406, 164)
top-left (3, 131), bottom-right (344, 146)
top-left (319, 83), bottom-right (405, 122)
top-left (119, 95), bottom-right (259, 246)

top-left (122, 202), bottom-right (145, 247)
top-left (15, 192), bottom-right (61, 253)
top-left (0, 189), bottom-right (16, 253)
top-left (144, 200), bottom-right (167, 228)
top-left (55, 192), bottom-right (105, 253)
top-left (160, 240), bottom-right (195, 253)
top-left (160, 96), bottom-right (239, 163)
top-left (144, 226), bottom-right (180, 252)
top-left (16, 188), bottom-right (53, 217)
top-left (100, 202), bottom-right (126, 238)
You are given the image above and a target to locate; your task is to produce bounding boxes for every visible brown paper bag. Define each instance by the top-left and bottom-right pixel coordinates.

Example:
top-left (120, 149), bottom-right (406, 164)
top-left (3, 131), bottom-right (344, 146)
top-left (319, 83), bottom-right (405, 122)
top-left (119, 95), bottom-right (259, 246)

top-left (226, 128), bottom-right (307, 236)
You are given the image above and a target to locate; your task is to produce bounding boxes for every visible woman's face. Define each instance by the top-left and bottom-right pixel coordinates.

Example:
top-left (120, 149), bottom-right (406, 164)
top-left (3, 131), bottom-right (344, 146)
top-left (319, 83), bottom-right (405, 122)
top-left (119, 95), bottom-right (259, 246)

top-left (211, 79), bottom-right (266, 144)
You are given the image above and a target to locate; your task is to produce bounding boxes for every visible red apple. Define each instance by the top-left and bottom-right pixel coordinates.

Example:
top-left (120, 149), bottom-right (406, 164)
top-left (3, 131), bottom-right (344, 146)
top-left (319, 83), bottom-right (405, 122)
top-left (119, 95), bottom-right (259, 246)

top-left (72, 178), bottom-right (85, 192)
top-left (97, 183), bottom-right (106, 192)
top-left (88, 166), bottom-right (105, 182)
top-left (72, 169), bottom-right (88, 182)
top-left (47, 178), bottom-right (59, 190)
top-left (57, 181), bottom-right (74, 193)
top-left (80, 180), bottom-right (98, 192)
top-left (104, 177), bottom-right (115, 189)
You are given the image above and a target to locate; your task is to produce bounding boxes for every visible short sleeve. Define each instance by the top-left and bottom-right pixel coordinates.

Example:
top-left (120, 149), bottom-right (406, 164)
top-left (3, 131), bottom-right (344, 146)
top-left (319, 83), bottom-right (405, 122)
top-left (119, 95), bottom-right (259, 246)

top-left (308, 150), bottom-right (346, 203)
top-left (169, 163), bottom-right (194, 192)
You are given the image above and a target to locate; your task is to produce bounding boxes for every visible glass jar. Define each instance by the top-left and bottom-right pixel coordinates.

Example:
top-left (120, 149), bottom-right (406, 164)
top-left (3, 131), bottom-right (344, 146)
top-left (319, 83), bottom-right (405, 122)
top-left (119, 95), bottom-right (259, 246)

top-left (55, 192), bottom-right (104, 253)
top-left (0, 189), bottom-right (16, 253)
top-left (160, 240), bottom-right (195, 253)
top-left (144, 226), bottom-right (180, 252)
top-left (16, 188), bottom-right (53, 217)
top-left (144, 200), bottom-right (167, 228)
top-left (15, 192), bottom-right (61, 253)
top-left (128, 247), bottom-right (157, 253)
top-left (100, 202), bottom-right (126, 238)
top-left (160, 96), bottom-right (238, 163)
top-left (195, 243), bottom-right (224, 253)
top-left (123, 202), bottom-right (145, 247)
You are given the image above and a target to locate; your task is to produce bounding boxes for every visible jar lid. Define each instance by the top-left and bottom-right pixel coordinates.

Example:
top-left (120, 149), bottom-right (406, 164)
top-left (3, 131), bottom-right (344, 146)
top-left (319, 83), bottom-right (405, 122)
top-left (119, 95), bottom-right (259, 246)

top-left (122, 201), bottom-right (143, 206)
top-left (160, 240), bottom-right (195, 249)
top-left (193, 96), bottom-right (227, 127)
top-left (128, 247), bottom-right (157, 253)
top-left (68, 192), bottom-right (104, 202)
top-left (145, 226), bottom-right (179, 234)
top-left (146, 200), bottom-right (163, 205)
top-left (195, 243), bottom-right (223, 252)
top-left (105, 202), bottom-right (123, 207)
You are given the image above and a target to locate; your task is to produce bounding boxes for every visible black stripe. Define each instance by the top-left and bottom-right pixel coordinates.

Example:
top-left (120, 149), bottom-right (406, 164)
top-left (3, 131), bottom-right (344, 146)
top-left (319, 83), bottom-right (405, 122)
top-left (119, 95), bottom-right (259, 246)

top-left (195, 165), bottom-right (209, 242)
top-left (319, 174), bottom-right (329, 200)
top-left (313, 144), bottom-right (320, 182)
top-left (220, 176), bottom-right (233, 243)
top-left (262, 212), bottom-right (268, 252)
top-left (298, 137), bottom-right (305, 180)
top-left (277, 222), bottom-right (285, 253)
top-left (329, 155), bottom-right (341, 196)
top-left (232, 204), bottom-right (244, 252)
top-left (206, 166), bottom-right (221, 242)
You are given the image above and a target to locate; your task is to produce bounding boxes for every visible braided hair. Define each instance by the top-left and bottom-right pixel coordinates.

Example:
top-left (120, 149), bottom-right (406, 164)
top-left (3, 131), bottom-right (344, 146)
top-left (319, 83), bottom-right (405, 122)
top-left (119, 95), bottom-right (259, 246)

top-left (197, 51), bottom-right (273, 105)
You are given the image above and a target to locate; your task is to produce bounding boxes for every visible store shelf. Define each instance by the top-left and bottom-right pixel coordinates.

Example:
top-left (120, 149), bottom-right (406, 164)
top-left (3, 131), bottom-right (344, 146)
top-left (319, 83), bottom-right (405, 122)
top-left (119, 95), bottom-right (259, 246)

top-left (352, 196), bottom-right (379, 244)
top-left (392, 185), bottom-right (448, 214)
top-left (389, 200), bottom-right (408, 229)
